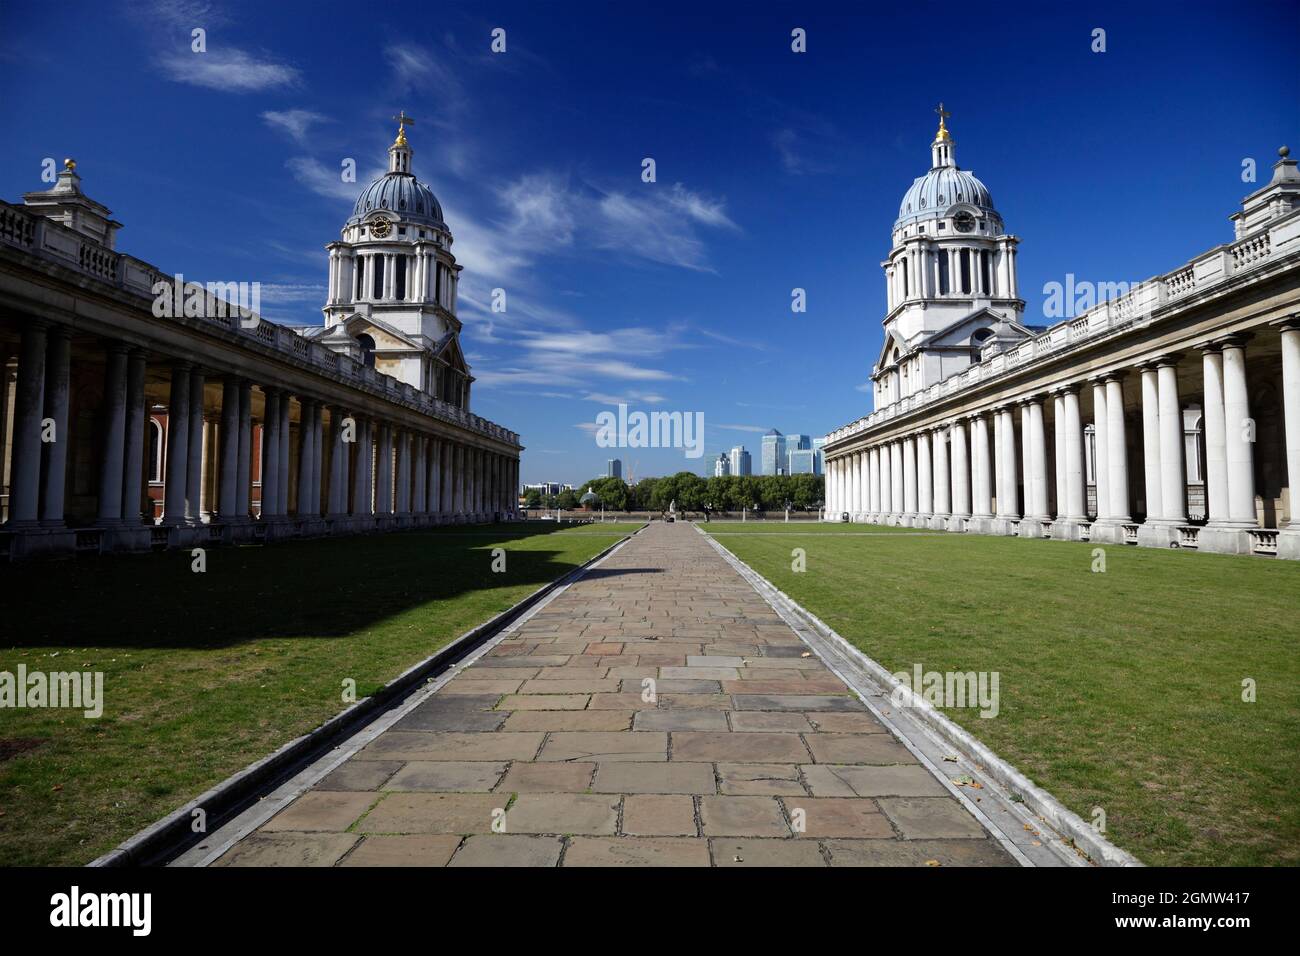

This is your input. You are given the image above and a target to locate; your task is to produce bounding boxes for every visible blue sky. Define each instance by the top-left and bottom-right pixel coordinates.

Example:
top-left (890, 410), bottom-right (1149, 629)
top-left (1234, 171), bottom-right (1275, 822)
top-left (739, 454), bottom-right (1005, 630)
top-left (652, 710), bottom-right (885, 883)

top-left (2, 1), bottom-right (1296, 485)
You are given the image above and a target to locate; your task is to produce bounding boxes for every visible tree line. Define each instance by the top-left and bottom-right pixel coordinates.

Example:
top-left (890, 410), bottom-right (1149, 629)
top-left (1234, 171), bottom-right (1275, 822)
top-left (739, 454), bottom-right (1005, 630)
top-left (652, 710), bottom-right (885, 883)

top-left (523, 473), bottom-right (825, 512)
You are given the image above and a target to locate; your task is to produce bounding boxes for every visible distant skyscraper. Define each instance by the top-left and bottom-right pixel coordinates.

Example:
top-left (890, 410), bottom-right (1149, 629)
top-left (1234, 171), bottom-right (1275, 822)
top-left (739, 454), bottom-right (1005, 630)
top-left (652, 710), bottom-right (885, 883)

top-left (812, 437), bottom-right (827, 475)
top-left (788, 448), bottom-right (816, 474)
top-left (607, 458), bottom-right (622, 479)
top-left (761, 429), bottom-right (785, 475)
top-left (729, 445), bottom-right (752, 476)
top-left (714, 453), bottom-right (730, 477)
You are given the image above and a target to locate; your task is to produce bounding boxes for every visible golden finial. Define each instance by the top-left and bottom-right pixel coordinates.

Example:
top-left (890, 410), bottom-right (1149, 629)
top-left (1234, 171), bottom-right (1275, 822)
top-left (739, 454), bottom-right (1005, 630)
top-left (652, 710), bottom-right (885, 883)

top-left (934, 102), bottom-right (951, 142)
top-left (392, 110), bottom-right (415, 147)
top-left (63, 158), bottom-right (77, 172)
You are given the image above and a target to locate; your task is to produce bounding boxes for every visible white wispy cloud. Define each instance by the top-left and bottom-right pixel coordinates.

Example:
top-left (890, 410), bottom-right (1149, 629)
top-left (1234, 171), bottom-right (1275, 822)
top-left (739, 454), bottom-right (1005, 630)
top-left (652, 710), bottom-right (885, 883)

top-left (713, 423), bottom-right (770, 433)
top-left (157, 47), bottom-right (300, 93)
top-left (285, 156), bottom-right (385, 203)
top-left (262, 109), bottom-right (330, 145)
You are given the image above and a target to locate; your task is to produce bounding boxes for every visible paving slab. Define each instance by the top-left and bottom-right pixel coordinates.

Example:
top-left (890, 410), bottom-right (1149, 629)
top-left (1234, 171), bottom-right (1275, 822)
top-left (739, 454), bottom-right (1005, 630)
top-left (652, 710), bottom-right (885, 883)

top-left (208, 522), bottom-right (1011, 867)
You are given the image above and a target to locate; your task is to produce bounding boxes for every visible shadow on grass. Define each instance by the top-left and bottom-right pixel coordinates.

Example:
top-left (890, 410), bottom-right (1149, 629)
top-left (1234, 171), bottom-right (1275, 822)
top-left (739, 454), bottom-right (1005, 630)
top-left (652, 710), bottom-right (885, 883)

top-left (0, 522), bottom-right (636, 650)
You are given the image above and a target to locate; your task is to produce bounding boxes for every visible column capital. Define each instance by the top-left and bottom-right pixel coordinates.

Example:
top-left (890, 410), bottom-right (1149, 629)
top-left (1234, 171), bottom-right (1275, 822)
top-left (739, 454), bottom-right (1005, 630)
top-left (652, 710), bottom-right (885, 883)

top-left (1017, 392), bottom-right (1046, 407)
top-left (1213, 331), bottom-right (1254, 350)
top-left (1269, 313), bottom-right (1300, 333)
top-left (1050, 381), bottom-right (1082, 397)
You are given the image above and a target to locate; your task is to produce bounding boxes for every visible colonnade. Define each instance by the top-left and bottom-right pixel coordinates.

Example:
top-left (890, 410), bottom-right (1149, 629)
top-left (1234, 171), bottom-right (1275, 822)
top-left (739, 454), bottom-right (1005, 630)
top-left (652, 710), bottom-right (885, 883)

top-left (824, 320), bottom-right (1300, 557)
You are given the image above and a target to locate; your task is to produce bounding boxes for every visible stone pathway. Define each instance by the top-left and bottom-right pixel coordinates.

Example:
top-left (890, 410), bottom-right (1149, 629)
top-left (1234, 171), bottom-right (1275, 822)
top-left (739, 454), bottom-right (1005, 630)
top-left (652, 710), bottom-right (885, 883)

top-left (210, 522), bottom-right (1013, 867)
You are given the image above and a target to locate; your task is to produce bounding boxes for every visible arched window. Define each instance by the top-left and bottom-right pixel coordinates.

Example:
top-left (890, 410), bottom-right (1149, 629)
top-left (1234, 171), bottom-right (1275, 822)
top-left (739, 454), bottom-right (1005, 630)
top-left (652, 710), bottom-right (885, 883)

top-left (357, 334), bottom-right (377, 368)
top-left (149, 418), bottom-right (164, 483)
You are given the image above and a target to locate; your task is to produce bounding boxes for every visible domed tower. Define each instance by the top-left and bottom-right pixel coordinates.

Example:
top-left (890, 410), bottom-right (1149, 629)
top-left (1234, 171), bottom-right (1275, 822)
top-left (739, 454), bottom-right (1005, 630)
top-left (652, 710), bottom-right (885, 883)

top-left (871, 105), bottom-right (1031, 410)
top-left (317, 113), bottom-right (472, 409)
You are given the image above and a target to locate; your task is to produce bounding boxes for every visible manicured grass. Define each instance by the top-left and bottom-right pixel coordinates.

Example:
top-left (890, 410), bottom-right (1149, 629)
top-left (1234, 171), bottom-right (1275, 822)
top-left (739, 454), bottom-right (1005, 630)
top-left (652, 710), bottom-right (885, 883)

top-left (0, 522), bottom-right (641, 866)
top-left (703, 524), bottom-right (1300, 867)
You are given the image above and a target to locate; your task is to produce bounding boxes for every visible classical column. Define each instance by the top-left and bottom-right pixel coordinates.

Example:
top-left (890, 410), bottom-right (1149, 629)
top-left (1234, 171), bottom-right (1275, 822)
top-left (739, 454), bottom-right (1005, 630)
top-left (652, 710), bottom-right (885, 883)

top-left (163, 362), bottom-right (192, 525)
top-left (295, 400), bottom-right (315, 517)
top-left (1061, 385), bottom-right (1087, 522)
top-left (869, 447), bottom-right (881, 516)
top-left (6, 321), bottom-right (47, 527)
top-left (1001, 406), bottom-right (1019, 519)
top-left (350, 416), bottom-right (368, 517)
top-left (1052, 391), bottom-right (1068, 518)
top-left (40, 327), bottom-right (72, 527)
top-left (395, 429), bottom-right (411, 515)
top-left (1278, 319), bottom-right (1300, 533)
top-left (879, 443), bottom-right (892, 516)
top-left (311, 400), bottom-right (325, 516)
top-left (1221, 335), bottom-right (1256, 526)
top-left (376, 421), bottom-right (393, 515)
top-left (890, 440), bottom-right (904, 518)
top-left (97, 343), bottom-right (130, 525)
top-left (1139, 364), bottom-right (1163, 522)
top-left (950, 419), bottom-right (970, 520)
top-left (850, 452), bottom-right (860, 515)
top-left (971, 413), bottom-right (992, 520)
top-left (1091, 378), bottom-right (1110, 522)
top-left (1201, 346), bottom-right (1229, 525)
top-left (440, 438), bottom-right (452, 514)
top-left (1025, 396), bottom-right (1048, 521)
top-left (428, 437), bottom-right (441, 517)
top-left (414, 435), bottom-right (428, 516)
top-left (121, 349), bottom-right (147, 525)
top-left (902, 435), bottom-right (918, 519)
top-left (277, 396), bottom-right (291, 515)
top-left (219, 378), bottom-right (239, 519)
top-left (992, 408), bottom-right (1007, 518)
top-left (262, 390), bottom-right (281, 518)
top-left (1105, 373), bottom-right (1130, 523)
top-left (327, 406), bottom-right (347, 517)
top-left (237, 379), bottom-right (253, 520)
top-left (917, 430), bottom-right (932, 519)
top-left (1157, 358), bottom-right (1187, 524)
top-left (932, 426), bottom-right (950, 519)
top-left (185, 368), bottom-right (205, 524)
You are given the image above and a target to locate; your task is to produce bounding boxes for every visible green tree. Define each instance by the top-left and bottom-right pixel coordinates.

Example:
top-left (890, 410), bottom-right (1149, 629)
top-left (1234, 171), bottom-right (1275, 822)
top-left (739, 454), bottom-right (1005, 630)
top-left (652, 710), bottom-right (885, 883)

top-left (523, 488), bottom-right (542, 509)
top-left (556, 489), bottom-right (578, 510)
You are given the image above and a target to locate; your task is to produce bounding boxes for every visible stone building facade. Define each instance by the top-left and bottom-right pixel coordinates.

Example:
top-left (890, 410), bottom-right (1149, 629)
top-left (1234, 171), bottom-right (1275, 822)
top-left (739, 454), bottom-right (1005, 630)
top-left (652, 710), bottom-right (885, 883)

top-left (823, 116), bottom-right (1300, 560)
top-left (0, 120), bottom-right (521, 561)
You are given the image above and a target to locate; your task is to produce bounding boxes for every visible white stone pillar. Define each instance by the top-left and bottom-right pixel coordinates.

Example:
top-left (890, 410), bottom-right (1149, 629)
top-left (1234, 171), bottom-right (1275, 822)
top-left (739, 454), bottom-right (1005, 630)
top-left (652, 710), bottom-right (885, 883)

top-left (262, 390), bottom-right (281, 518)
top-left (277, 394), bottom-right (291, 516)
top-left (327, 406), bottom-right (347, 517)
top-left (950, 421), bottom-right (970, 520)
top-left (992, 408), bottom-right (1005, 516)
top-left (1157, 359), bottom-right (1187, 524)
top-left (121, 349), bottom-right (147, 525)
top-left (932, 426), bottom-right (950, 518)
top-left (163, 362), bottom-right (191, 525)
top-left (220, 378), bottom-right (240, 519)
top-left (917, 430), bottom-right (932, 518)
top-left (185, 368), bottom-right (205, 524)
top-left (891, 440), bottom-right (904, 518)
top-left (40, 327), bottom-right (72, 526)
top-left (1106, 374), bottom-right (1130, 522)
top-left (350, 416), bottom-right (367, 516)
top-left (868, 447), bottom-right (880, 516)
top-left (902, 435), bottom-right (918, 518)
top-left (414, 435), bottom-right (427, 515)
top-left (237, 379), bottom-right (253, 519)
top-left (971, 414), bottom-right (992, 519)
top-left (295, 400), bottom-right (315, 517)
top-left (429, 438), bottom-right (441, 518)
top-left (376, 421), bottom-right (393, 515)
top-left (6, 321), bottom-right (47, 527)
top-left (1052, 391), bottom-right (1067, 518)
top-left (1025, 397), bottom-right (1048, 520)
top-left (1221, 336), bottom-right (1256, 525)
top-left (97, 343), bottom-right (129, 525)
top-left (395, 429), bottom-right (411, 515)
top-left (1139, 364), bottom-right (1163, 522)
top-left (1278, 319), bottom-right (1300, 533)
top-left (1091, 378), bottom-right (1110, 522)
top-left (879, 444), bottom-right (893, 516)
top-left (1201, 346), bottom-right (1229, 524)
top-left (1062, 385), bottom-right (1087, 521)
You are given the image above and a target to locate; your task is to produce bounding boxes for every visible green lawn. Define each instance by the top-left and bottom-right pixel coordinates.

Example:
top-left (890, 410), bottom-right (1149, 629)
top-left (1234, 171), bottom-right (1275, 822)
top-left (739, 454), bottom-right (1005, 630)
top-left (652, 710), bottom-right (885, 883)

top-left (703, 524), bottom-right (1300, 867)
top-left (0, 522), bottom-right (641, 866)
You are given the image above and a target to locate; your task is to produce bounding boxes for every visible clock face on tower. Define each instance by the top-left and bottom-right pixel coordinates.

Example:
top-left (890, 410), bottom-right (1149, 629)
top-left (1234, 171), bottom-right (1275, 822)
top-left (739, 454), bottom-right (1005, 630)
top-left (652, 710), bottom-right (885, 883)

top-left (370, 216), bottom-right (392, 238)
top-left (953, 211), bottom-right (976, 233)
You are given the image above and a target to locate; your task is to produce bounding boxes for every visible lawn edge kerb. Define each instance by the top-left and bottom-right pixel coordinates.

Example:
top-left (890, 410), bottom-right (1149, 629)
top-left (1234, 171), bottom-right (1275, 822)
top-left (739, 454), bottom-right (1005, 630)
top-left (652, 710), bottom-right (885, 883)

top-left (89, 523), bottom-right (646, 868)
top-left (695, 524), bottom-right (1144, 868)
